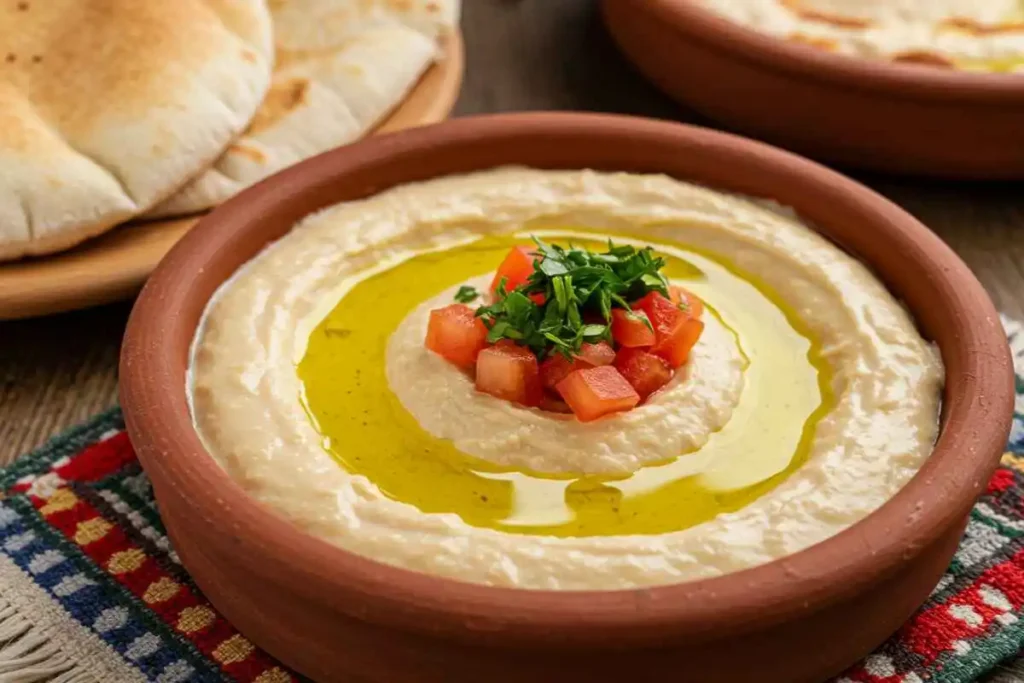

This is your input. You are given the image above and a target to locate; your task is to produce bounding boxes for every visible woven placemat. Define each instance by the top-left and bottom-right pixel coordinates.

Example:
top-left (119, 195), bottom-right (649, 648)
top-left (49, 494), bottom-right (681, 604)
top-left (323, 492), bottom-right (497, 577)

top-left (1, 319), bottom-right (1022, 683)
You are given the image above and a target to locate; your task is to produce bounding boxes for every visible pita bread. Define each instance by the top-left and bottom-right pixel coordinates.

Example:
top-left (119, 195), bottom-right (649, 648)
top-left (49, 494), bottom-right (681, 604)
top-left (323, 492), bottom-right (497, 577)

top-left (0, 0), bottom-right (274, 262)
top-left (268, 0), bottom-right (460, 47)
top-left (146, 0), bottom-right (459, 219)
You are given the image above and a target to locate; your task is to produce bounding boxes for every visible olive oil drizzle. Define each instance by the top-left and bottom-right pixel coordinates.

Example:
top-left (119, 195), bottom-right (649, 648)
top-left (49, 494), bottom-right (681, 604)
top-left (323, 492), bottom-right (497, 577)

top-left (297, 231), bottom-right (834, 537)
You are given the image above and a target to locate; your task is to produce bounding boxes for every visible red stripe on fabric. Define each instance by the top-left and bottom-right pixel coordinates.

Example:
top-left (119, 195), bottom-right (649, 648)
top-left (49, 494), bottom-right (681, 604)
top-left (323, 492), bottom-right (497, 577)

top-left (55, 432), bottom-right (137, 482)
top-left (987, 468), bottom-right (1016, 495)
top-left (953, 585), bottom-right (1005, 622)
top-left (982, 548), bottom-right (1024, 607)
top-left (901, 601), bottom-right (980, 663)
top-left (30, 487), bottom-right (296, 683)
top-left (899, 548), bottom-right (1024, 664)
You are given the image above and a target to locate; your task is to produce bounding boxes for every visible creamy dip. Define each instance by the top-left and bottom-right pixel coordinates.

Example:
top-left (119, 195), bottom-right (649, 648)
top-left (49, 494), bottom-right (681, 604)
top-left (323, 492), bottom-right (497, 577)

top-left (189, 168), bottom-right (943, 590)
top-left (701, 0), bottom-right (1024, 71)
top-left (388, 274), bottom-right (744, 475)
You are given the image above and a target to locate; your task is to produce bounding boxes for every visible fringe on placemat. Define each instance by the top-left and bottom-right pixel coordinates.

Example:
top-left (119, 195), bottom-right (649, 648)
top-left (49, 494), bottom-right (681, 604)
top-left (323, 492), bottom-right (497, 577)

top-left (0, 595), bottom-right (91, 683)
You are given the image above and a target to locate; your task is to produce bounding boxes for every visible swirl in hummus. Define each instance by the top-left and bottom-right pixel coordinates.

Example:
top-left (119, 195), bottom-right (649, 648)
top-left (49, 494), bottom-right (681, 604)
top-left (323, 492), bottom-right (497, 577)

top-left (188, 168), bottom-right (943, 590)
top-left (700, 0), bottom-right (1024, 72)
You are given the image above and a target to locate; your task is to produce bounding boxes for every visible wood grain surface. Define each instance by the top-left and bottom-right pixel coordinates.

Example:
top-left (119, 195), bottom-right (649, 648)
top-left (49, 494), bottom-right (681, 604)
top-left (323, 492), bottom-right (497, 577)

top-left (0, 2), bottom-right (1022, 677)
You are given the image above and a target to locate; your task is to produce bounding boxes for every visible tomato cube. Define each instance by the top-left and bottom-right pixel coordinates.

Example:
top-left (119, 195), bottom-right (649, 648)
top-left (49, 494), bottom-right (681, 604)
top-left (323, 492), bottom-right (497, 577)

top-left (538, 342), bottom-right (615, 390)
top-left (425, 304), bottom-right (488, 369)
top-left (632, 291), bottom-right (681, 341)
top-left (555, 366), bottom-right (640, 422)
top-left (611, 309), bottom-right (656, 347)
top-left (651, 317), bottom-right (705, 369)
top-left (539, 354), bottom-right (575, 391)
top-left (490, 246), bottom-right (538, 295)
top-left (615, 348), bottom-right (672, 400)
top-left (475, 340), bottom-right (543, 406)
top-left (669, 286), bottom-right (704, 319)
top-left (577, 341), bottom-right (616, 366)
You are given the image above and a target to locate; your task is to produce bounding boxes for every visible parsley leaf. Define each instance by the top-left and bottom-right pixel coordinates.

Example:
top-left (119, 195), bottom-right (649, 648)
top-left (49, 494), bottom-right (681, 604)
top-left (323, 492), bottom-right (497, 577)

top-left (454, 285), bottom-right (480, 304)
top-left (473, 237), bottom-right (675, 358)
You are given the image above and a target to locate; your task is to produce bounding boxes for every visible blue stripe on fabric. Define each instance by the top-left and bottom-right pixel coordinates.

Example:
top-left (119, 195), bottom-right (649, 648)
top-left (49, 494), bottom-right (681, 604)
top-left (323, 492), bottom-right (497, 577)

top-left (0, 497), bottom-right (228, 683)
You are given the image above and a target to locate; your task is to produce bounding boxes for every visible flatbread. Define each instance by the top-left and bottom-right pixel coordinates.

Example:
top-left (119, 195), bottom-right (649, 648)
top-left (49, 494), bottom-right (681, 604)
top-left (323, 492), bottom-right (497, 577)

top-left (145, 0), bottom-right (459, 219)
top-left (0, 0), bottom-right (274, 262)
top-left (267, 0), bottom-right (460, 48)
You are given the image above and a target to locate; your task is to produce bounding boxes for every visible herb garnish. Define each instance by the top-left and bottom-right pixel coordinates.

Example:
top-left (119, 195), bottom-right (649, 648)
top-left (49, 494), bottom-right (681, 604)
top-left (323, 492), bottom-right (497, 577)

top-left (473, 237), bottom-right (672, 359)
top-left (453, 285), bottom-right (480, 303)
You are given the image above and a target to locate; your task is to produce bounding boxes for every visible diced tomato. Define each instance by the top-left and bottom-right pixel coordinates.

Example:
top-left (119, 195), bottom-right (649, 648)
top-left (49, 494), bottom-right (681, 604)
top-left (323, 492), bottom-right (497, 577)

top-left (651, 316), bottom-right (705, 369)
top-left (475, 340), bottom-right (543, 406)
top-left (539, 354), bottom-right (574, 391)
top-left (539, 354), bottom-right (575, 391)
top-left (425, 304), bottom-right (488, 369)
top-left (578, 341), bottom-right (616, 366)
top-left (555, 366), bottom-right (640, 422)
top-left (669, 286), bottom-right (704, 319)
top-left (611, 309), bottom-right (656, 348)
top-left (490, 246), bottom-right (538, 295)
top-left (615, 348), bottom-right (672, 400)
top-left (632, 291), bottom-right (682, 341)
top-left (538, 342), bottom-right (615, 391)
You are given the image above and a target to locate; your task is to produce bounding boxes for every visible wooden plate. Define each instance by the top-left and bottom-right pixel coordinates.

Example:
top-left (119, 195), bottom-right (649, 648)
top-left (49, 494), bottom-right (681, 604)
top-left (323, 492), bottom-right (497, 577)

top-left (0, 31), bottom-right (464, 321)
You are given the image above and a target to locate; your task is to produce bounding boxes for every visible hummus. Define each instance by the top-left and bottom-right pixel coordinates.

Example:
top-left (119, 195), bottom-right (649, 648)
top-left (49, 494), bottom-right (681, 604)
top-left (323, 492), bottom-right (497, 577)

top-left (189, 168), bottom-right (943, 590)
top-left (388, 274), bottom-right (744, 475)
top-left (701, 0), bottom-right (1024, 71)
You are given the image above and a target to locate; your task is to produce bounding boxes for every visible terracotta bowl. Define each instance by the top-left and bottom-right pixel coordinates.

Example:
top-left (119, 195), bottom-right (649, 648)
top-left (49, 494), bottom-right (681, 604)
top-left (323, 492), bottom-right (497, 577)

top-left (602, 0), bottom-right (1024, 179)
top-left (120, 113), bottom-right (1014, 683)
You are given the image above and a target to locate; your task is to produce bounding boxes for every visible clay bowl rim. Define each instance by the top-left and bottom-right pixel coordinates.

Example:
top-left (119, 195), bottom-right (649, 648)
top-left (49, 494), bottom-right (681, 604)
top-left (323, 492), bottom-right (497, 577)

top-left (633, 0), bottom-right (1024, 102)
top-left (120, 112), bottom-right (1013, 647)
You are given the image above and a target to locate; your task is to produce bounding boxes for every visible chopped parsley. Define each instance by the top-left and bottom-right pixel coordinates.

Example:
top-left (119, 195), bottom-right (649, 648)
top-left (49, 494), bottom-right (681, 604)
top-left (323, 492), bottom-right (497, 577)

top-left (473, 237), bottom-right (672, 359)
top-left (453, 285), bottom-right (480, 303)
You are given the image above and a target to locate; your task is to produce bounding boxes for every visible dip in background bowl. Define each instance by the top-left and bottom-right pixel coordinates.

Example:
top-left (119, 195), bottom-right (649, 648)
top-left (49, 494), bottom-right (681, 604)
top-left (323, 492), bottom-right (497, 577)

top-left (603, 0), bottom-right (1024, 179)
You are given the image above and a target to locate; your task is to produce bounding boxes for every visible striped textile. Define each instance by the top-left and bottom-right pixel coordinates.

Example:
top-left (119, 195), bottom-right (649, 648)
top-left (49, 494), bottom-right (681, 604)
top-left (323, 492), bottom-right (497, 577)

top-left (1, 318), bottom-right (1022, 683)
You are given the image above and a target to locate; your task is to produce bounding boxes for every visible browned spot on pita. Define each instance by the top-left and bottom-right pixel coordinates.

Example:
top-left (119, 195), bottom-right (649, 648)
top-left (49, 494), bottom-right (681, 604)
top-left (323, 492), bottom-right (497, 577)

top-left (5, 53), bottom-right (15, 63)
top-left (16, 2), bottom-right (28, 10)
top-left (786, 32), bottom-right (839, 51)
top-left (31, 55), bottom-right (41, 64)
top-left (779, 0), bottom-right (872, 29)
top-left (247, 78), bottom-right (310, 135)
top-left (892, 50), bottom-right (956, 68)
top-left (275, 45), bottom-right (345, 71)
top-left (274, 46), bottom-right (304, 70)
top-left (229, 143), bottom-right (267, 165)
top-left (941, 17), bottom-right (1024, 36)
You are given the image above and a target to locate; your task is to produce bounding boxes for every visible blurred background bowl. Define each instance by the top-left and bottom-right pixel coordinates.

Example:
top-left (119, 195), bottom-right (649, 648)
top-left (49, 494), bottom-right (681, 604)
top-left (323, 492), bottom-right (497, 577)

top-left (602, 0), bottom-right (1024, 179)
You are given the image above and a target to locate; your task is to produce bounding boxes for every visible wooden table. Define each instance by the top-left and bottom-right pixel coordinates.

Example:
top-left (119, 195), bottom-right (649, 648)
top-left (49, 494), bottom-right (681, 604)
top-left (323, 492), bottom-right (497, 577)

top-left (0, 2), bottom-right (1022, 677)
